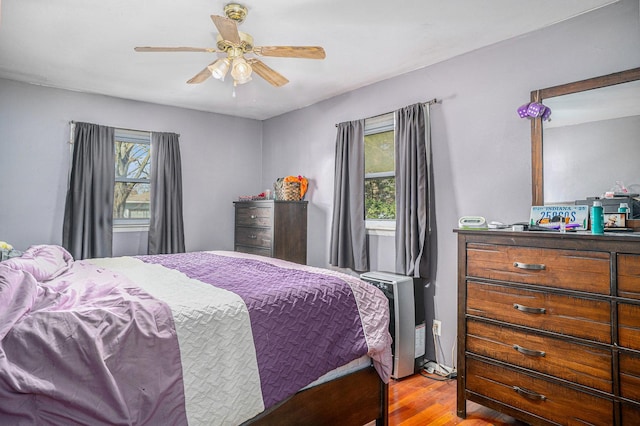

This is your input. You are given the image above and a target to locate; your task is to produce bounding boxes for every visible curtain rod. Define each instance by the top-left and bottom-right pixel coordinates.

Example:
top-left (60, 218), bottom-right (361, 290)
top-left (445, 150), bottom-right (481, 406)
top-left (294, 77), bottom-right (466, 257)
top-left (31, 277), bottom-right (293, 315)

top-left (69, 121), bottom-right (180, 137)
top-left (335, 98), bottom-right (439, 127)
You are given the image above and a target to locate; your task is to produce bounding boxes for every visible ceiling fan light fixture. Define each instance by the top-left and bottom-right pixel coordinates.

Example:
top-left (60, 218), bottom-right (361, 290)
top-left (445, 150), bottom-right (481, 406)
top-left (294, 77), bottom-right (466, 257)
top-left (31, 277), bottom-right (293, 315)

top-left (208, 58), bottom-right (231, 80)
top-left (135, 2), bottom-right (325, 89)
top-left (231, 57), bottom-right (252, 84)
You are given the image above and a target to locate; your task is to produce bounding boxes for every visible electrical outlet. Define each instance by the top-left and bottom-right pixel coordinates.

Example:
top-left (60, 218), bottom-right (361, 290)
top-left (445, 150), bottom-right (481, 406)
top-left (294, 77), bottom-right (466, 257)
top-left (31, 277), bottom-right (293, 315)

top-left (432, 319), bottom-right (441, 336)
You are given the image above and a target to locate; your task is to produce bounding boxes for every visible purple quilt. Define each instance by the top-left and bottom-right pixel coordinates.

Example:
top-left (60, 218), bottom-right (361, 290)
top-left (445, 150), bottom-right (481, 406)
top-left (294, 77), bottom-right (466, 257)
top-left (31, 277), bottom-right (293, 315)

top-left (140, 252), bottom-right (370, 408)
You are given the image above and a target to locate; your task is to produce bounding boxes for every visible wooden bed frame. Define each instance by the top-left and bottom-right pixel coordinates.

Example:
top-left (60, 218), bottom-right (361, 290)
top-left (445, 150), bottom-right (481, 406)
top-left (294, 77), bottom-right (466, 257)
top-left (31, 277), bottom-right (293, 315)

top-left (246, 366), bottom-right (389, 426)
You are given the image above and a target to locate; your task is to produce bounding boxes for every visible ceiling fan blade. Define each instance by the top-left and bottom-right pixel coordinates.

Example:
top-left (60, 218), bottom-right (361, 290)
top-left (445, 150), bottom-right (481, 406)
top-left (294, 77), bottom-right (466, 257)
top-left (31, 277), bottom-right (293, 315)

top-left (186, 61), bottom-right (217, 84)
top-left (211, 15), bottom-right (241, 44)
top-left (134, 46), bottom-right (217, 53)
top-left (253, 46), bottom-right (326, 59)
top-left (247, 59), bottom-right (289, 87)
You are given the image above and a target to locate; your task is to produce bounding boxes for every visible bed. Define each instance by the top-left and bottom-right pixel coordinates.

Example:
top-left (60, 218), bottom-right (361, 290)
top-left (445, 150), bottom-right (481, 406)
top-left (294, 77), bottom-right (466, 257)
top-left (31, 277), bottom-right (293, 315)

top-left (0, 245), bottom-right (392, 425)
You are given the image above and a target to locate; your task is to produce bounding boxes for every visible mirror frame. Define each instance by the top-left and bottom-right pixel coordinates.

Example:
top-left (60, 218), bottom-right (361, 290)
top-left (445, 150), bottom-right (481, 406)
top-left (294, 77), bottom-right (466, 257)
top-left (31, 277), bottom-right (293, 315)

top-left (531, 67), bottom-right (640, 207)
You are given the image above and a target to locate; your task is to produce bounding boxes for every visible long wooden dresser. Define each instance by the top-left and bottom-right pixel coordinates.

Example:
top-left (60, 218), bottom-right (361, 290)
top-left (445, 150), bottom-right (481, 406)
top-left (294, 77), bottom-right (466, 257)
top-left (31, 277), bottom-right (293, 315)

top-left (234, 200), bottom-right (307, 264)
top-left (456, 229), bottom-right (640, 425)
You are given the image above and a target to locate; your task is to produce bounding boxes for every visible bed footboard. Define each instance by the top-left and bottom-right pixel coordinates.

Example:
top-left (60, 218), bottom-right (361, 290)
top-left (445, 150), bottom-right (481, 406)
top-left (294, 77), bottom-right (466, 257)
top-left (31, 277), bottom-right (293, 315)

top-left (245, 366), bottom-right (388, 426)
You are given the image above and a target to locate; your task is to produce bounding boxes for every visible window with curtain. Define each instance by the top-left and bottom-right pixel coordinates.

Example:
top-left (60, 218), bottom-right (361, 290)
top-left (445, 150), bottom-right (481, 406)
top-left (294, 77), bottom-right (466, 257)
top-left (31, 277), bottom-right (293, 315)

top-left (364, 113), bottom-right (396, 232)
top-left (331, 102), bottom-right (432, 277)
top-left (63, 122), bottom-right (184, 259)
top-left (114, 129), bottom-right (151, 228)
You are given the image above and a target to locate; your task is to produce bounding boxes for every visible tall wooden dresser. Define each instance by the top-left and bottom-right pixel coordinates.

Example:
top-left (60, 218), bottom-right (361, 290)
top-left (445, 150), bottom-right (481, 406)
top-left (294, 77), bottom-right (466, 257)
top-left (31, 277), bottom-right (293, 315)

top-left (233, 200), bottom-right (307, 264)
top-left (456, 229), bottom-right (640, 425)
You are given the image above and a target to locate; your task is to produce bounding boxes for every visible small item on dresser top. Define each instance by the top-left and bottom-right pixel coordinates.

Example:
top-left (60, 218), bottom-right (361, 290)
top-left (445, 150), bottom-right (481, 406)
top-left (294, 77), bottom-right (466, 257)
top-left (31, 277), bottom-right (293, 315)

top-left (528, 224), bottom-right (559, 232)
top-left (591, 201), bottom-right (604, 235)
top-left (530, 205), bottom-right (589, 231)
top-left (488, 221), bottom-right (510, 229)
top-left (604, 212), bottom-right (626, 229)
top-left (604, 227), bottom-right (635, 232)
top-left (549, 215), bottom-right (582, 231)
top-left (458, 216), bottom-right (487, 229)
top-left (273, 175), bottom-right (308, 201)
top-left (619, 202), bottom-right (629, 216)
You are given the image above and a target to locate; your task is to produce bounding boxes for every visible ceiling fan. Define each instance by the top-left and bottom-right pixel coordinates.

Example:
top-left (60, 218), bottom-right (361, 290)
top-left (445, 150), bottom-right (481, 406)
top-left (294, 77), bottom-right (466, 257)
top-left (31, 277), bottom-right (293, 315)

top-left (134, 3), bottom-right (326, 89)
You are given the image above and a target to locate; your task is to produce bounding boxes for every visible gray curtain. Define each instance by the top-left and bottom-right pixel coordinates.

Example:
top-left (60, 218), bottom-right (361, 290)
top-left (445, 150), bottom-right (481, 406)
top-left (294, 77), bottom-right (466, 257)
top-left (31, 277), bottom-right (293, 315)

top-left (148, 132), bottom-right (185, 254)
top-left (329, 120), bottom-right (368, 271)
top-left (62, 122), bottom-right (115, 260)
top-left (395, 103), bottom-right (431, 278)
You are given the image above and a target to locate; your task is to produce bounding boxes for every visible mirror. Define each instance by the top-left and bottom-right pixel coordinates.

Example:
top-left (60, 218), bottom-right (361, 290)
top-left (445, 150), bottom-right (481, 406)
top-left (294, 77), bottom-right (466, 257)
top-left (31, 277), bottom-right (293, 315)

top-left (531, 67), bottom-right (640, 208)
top-left (543, 79), bottom-right (640, 204)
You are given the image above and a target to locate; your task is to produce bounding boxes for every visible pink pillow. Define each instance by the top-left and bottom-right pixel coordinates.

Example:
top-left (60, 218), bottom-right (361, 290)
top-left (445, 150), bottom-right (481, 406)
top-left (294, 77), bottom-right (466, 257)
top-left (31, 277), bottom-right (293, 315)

top-left (2, 245), bottom-right (73, 282)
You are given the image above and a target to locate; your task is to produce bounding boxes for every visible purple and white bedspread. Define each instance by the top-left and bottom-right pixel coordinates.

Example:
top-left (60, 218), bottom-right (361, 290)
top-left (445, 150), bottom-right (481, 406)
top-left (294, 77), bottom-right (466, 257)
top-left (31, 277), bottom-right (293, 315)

top-left (0, 245), bottom-right (392, 425)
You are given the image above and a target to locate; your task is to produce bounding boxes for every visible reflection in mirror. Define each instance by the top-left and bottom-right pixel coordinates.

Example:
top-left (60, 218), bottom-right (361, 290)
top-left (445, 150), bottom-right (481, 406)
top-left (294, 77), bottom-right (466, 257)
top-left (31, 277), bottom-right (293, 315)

top-left (530, 67), bottom-right (640, 208)
top-left (542, 80), bottom-right (640, 204)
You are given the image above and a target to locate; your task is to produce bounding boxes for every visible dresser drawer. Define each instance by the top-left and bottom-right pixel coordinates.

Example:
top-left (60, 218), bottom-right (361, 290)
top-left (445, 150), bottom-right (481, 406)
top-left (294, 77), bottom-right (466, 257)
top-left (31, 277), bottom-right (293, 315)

top-left (467, 243), bottom-right (610, 294)
top-left (622, 402), bottom-right (640, 425)
top-left (466, 358), bottom-right (614, 425)
top-left (235, 227), bottom-right (273, 248)
top-left (235, 206), bottom-right (273, 227)
top-left (235, 245), bottom-right (272, 258)
top-left (467, 320), bottom-right (612, 392)
top-left (620, 351), bottom-right (640, 402)
top-left (619, 302), bottom-right (640, 351)
top-left (467, 281), bottom-right (611, 343)
top-left (618, 254), bottom-right (640, 300)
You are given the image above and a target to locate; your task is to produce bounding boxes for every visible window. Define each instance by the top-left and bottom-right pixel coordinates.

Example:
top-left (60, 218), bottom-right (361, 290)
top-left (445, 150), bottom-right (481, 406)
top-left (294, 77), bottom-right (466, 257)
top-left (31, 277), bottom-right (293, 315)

top-left (364, 113), bottom-right (395, 231)
top-left (114, 129), bottom-right (151, 227)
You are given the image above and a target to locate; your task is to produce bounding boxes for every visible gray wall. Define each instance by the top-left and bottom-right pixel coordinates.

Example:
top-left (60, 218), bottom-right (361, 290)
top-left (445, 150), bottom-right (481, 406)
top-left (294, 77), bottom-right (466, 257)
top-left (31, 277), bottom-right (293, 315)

top-left (262, 0), bottom-right (640, 366)
top-left (0, 79), bottom-right (263, 254)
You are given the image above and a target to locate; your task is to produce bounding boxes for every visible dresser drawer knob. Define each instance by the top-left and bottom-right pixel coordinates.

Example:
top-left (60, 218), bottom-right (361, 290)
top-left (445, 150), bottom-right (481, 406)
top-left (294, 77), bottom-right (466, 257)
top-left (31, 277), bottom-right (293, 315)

top-left (513, 261), bottom-right (546, 270)
top-left (250, 215), bottom-right (257, 219)
top-left (513, 386), bottom-right (546, 401)
top-left (513, 344), bottom-right (546, 357)
top-left (513, 303), bottom-right (546, 314)
top-left (249, 235), bottom-right (257, 239)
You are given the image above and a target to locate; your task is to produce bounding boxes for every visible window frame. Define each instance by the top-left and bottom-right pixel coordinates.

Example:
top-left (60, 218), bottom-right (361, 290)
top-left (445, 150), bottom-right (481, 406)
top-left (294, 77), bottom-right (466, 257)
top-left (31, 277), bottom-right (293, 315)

top-left (364, 113), bottom-right (396, 234)
top-left (113, 129), bottom-right (152, 230)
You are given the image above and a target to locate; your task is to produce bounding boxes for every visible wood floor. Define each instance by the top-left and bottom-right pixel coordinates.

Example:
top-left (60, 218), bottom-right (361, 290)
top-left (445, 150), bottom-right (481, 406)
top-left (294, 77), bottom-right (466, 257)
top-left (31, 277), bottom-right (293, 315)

top-left (387, 372), bottom-right (527, 425)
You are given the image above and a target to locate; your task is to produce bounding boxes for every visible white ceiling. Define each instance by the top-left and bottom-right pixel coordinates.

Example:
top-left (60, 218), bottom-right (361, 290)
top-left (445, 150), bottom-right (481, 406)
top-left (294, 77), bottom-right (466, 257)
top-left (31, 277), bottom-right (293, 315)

top-left (0, 0), bottom-right (618, 120)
